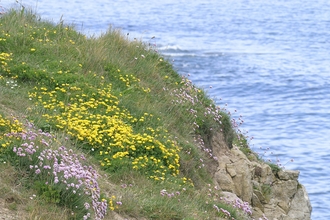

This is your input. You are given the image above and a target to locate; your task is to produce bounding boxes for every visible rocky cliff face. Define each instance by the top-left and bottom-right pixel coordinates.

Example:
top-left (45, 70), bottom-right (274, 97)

top-left (208, 131), bottom-right (312, 220)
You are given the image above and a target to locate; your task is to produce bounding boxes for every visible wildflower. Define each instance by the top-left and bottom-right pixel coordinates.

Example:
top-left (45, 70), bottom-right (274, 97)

top-left (220, 208), bottom-right (231, 217)
top-left (160, 189), bottom-right (167, 196)
top-left (30, 48), bottom-right (36, 52)
top-left (213, 204), bottom-right (220, 212)
top-left (84, 202), bottom-right (90, 209)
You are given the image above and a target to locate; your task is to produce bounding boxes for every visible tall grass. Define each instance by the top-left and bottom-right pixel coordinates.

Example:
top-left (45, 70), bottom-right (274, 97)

top-left (0, 7), bottom-right (253, 219)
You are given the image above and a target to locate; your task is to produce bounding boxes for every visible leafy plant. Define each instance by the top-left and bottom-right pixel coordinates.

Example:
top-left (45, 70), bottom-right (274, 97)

top-left (267, 162), bottom-right (281, 175)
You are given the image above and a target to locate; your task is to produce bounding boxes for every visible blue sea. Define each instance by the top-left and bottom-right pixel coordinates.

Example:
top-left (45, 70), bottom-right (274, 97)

top-left (2, 0), bottom-right (330, 219)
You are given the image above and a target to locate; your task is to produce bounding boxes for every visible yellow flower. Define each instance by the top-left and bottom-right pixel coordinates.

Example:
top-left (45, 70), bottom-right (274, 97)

top-left (30, 48), bottom-right (36, 52)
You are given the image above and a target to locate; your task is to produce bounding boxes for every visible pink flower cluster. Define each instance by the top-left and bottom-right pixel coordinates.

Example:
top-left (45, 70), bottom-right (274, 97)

top-left (9, 123), bottom-right (107, 220)
top-left (160, 189), bottom-right (181, 198)
top-left (217, 196), bottom-right (253, 218)
top-left (233, 198), bottom-right (252, 215)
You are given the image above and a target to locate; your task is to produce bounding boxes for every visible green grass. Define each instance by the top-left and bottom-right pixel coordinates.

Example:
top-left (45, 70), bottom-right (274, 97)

top-left (0, 8), bottom-right (253, 219)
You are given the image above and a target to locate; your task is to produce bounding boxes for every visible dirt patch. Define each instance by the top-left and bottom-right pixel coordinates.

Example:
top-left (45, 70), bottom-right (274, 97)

top-left (0, 198), bottom-right (27, 220)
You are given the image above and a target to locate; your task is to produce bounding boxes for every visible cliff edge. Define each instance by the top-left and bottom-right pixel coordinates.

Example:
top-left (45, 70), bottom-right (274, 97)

top-left (208, 131), bottom-right (312, 220)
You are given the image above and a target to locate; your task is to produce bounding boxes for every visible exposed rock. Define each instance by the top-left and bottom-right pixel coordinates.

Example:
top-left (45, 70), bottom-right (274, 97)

top-left (252, 207), bottom-right (265, 219)
top-left (231, 160), bottom-right (253, 203)
top-left (285, 184), bottom-right (312, 220)
top-left (214, 146), bottom-right (253, 203)
top-left (209, 129), bottom-right (230, 155)
top-left (252, 192), bottom-right (264, 212)
top-left (221, 191), bottom-right (242, 203)
top-left (231, 147), bottom-right (248, 162)
top-left (226, 163), bottom-right (237, 177)
top-left (215, 168), bottom-right (235, 193)
top-left (255, 162), bottom-right (276, 184)
top-left (254, 189), bottom-right (267, 204)
top-left (272, 180), bottom-right (298, 213)
top-left (263, 202), bottom-right (287, 220)
top-left (278, 169), bottom-right (300, 181)
top-left (206, 131), bottom-right (312, 220)
top-left (251, 180), bottom-right (260, 189)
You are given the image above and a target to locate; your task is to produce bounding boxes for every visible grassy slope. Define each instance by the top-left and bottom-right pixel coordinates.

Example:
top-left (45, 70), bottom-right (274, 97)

top-left (0, 8), bottom-right (251, 220)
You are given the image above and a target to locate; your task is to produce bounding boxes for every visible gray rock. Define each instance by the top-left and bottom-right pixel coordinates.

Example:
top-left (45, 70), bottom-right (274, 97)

top-left (254, 189), bottom-right (267, 204)
top-left (252, 192), bottom-right (264, 212)
top-left (230, 148), bottom-right (253, 203)
top-left (215, 169), bottom-right (235, 193)
top-left (226, 163), bottom-right (237, 177)
top-left (285, 184), bottom-right (312, 220)
top-left (272, 180), bottom-right (298, 213)
top-left (260, 163), bottom-right (276, 184)
top-left (264, 202), bottom-right (287, 220)
top-left (206, 131), bottom-right (311, 220)
top-left (278, 170), bottom-right (300, 181)
top-left (252, 207), bottom-right (266, 220)
top-left (221, 191), bottom-right (241, 203)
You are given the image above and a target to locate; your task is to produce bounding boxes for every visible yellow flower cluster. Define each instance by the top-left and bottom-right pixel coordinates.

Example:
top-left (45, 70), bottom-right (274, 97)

top-left (118, 73), bottom-right (140, 87)
top-left (23, 24), bottom-right (76, 47)
top-left (0, 17), bottom-right (183, 181)
top-left (108, 196), bottom-right (116, 211)
top-left (31, 83), bottom-right (181, 179)
top-left (0, 52), bottom-right (12, 74)
top-left (0, 115), bottom-right (23, 151)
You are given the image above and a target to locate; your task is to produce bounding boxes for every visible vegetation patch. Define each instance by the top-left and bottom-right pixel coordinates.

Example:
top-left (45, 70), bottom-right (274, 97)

top-left (0, 7), bottom-right (258, 219)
